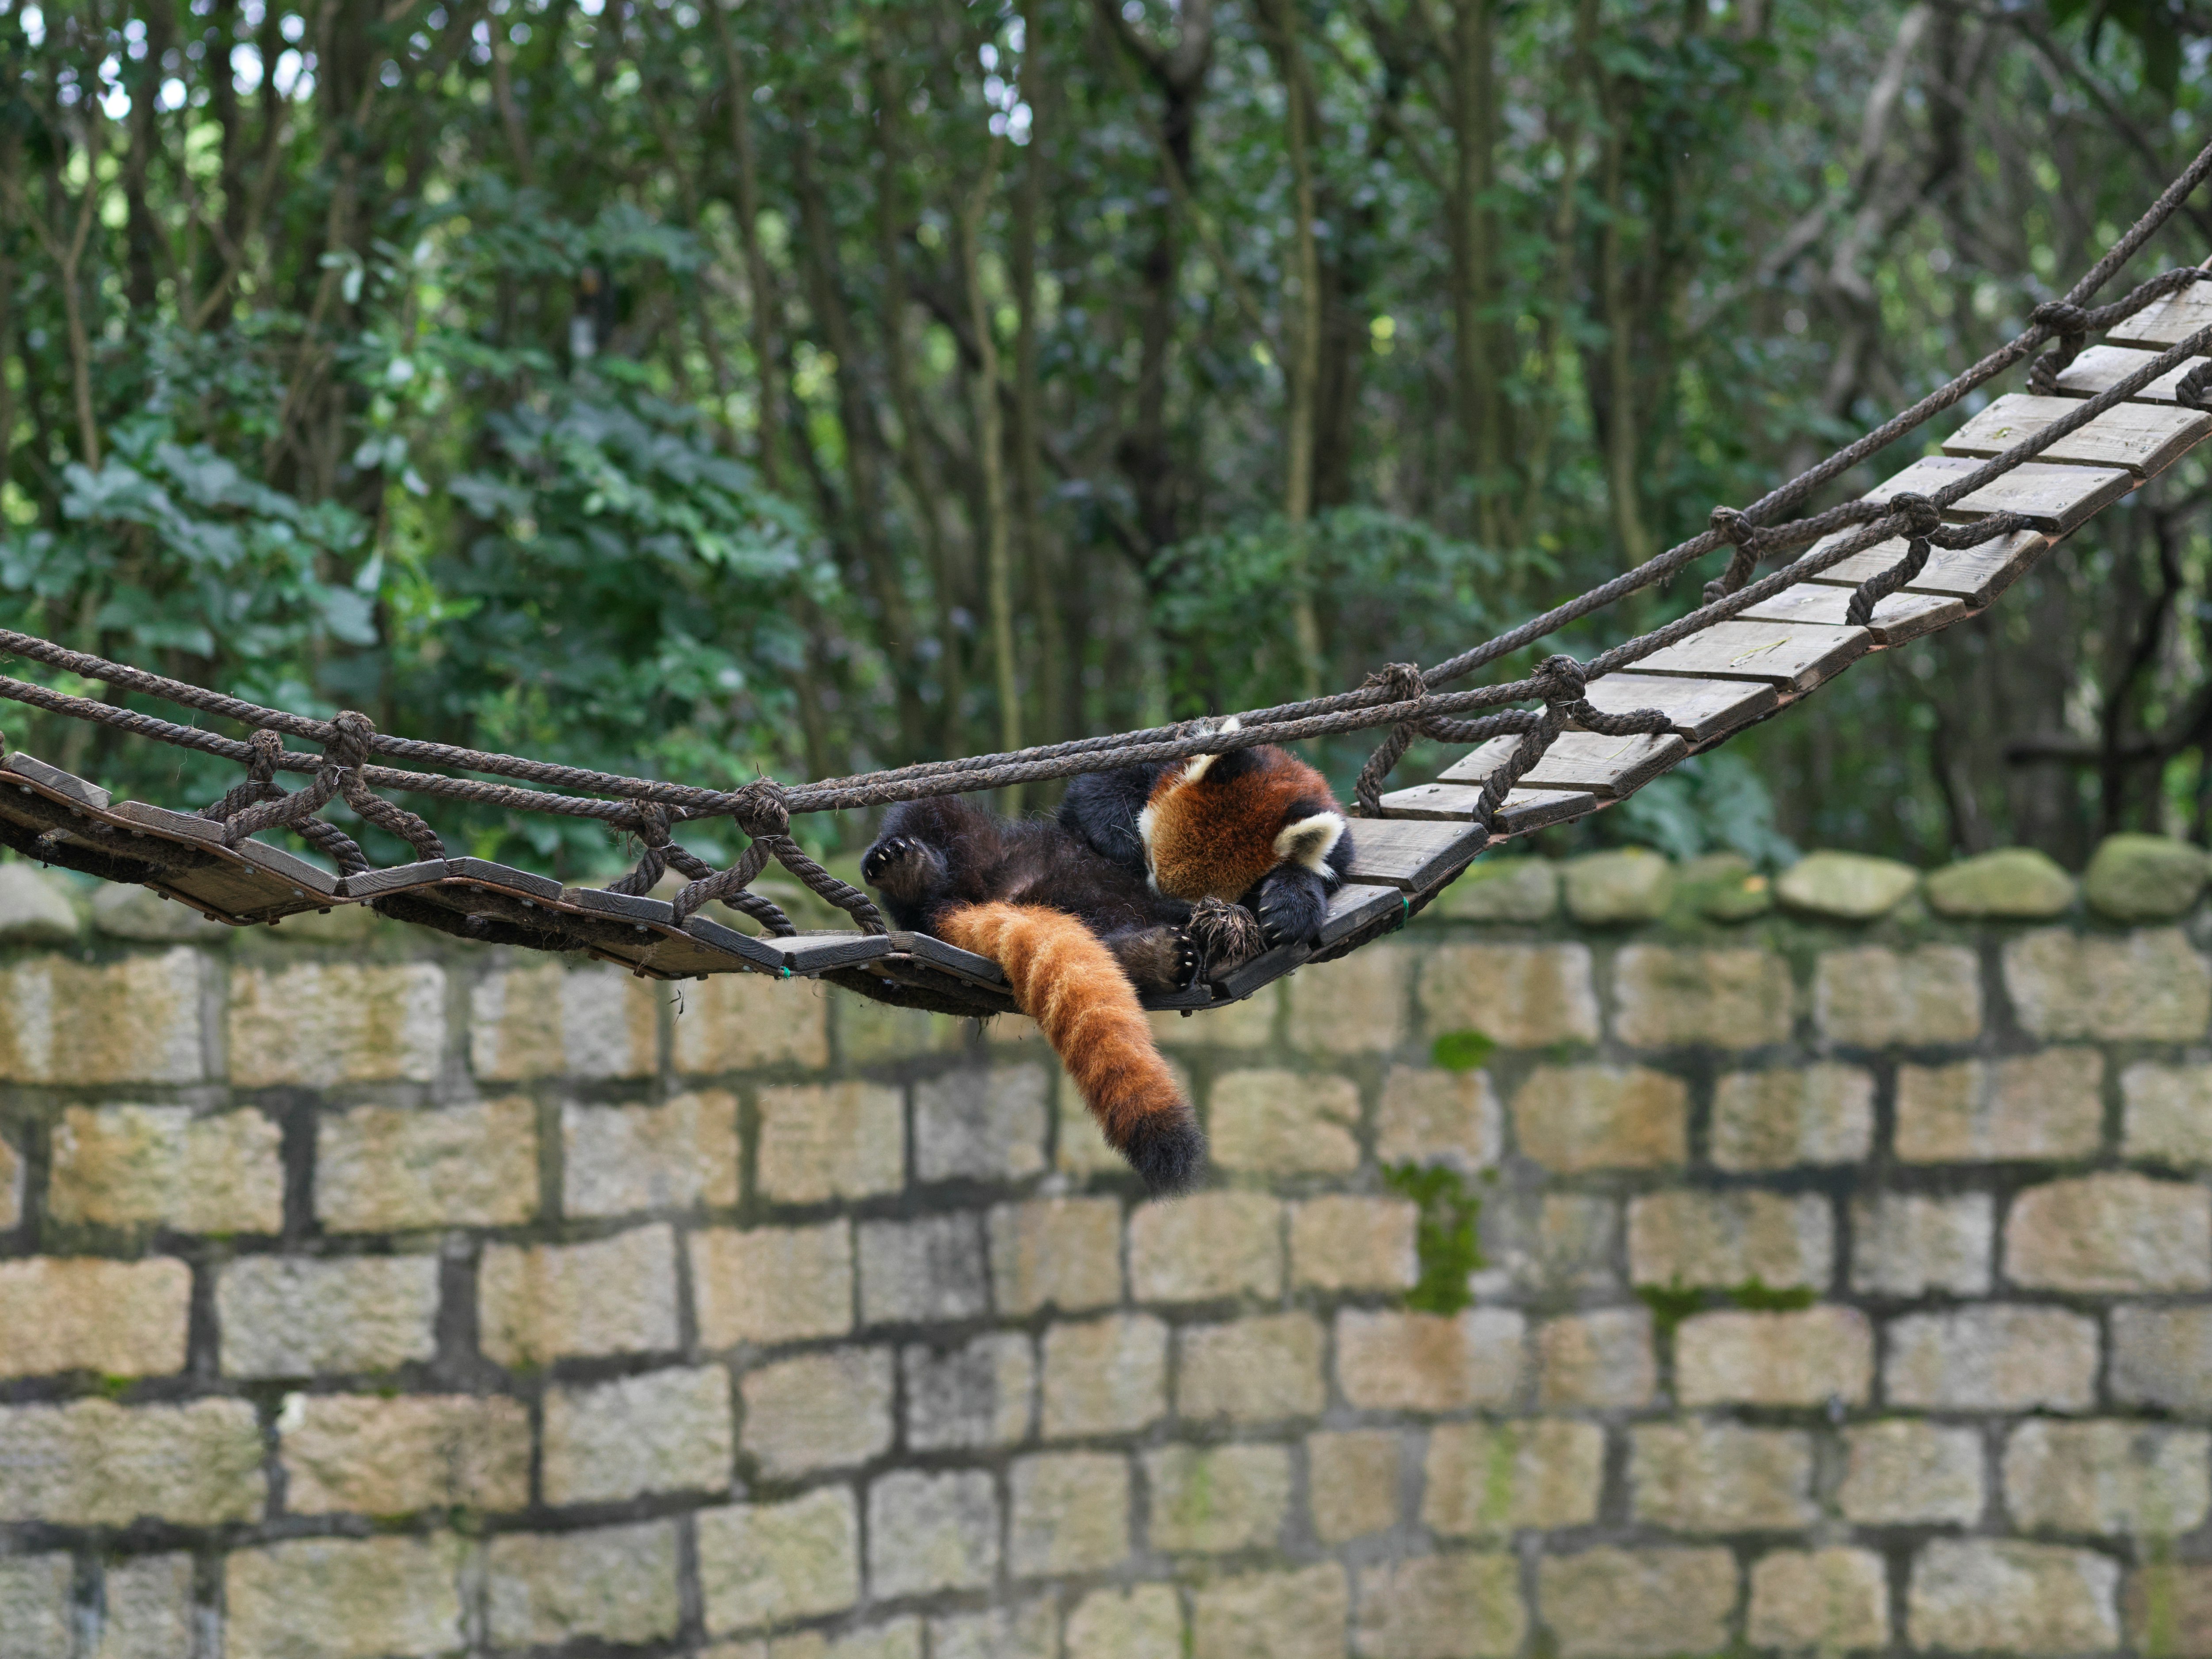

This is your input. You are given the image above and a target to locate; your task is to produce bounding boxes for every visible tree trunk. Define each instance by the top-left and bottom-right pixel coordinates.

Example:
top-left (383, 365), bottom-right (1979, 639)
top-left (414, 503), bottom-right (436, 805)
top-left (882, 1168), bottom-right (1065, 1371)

top-left (709, 0), bottom-right (789, 492)
top-left (1013, 0), bottom-right (1066, 746)
top-left (1263, 0), bottom-right (1324, 700)
top-left (1447, 0), bottom-right (1502, 544)
top-left (962, 138), bottom-right (1022, 808)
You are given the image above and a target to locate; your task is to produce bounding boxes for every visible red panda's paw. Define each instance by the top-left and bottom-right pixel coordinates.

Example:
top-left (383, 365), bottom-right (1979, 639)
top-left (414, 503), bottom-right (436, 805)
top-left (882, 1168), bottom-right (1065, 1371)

top-left (1122, 1107), bottom-right (1206, 1195)
top-left (1111, 924), bottom-right (1201, 992)
top-left (1188, 895), bottom-right (1264, 973)
top-left (860, 833), bottom-right (944, 901)
top-left (1255, 868), bottom-right (1329, 950)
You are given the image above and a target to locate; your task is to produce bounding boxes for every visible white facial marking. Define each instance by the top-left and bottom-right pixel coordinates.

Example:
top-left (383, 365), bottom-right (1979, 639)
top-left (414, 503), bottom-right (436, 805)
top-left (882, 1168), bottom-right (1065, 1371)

top-left (1274, 811), bottom-right (1345, 872)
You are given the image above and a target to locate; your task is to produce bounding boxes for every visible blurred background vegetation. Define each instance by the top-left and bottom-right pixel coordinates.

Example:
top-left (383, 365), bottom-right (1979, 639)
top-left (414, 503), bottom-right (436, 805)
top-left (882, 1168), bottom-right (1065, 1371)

top-left (1, 0), bottom-right (2209, 878)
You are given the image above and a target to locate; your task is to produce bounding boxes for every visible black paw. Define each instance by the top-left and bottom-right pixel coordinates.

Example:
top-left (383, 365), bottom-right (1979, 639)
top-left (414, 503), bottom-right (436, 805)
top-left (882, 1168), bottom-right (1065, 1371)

top-left (1189, 895), bottom-right (1264, 972)
top-left (860, 834), bottom-right (939, 897)
top-left (1256, 883), bottom-right (1324, 949)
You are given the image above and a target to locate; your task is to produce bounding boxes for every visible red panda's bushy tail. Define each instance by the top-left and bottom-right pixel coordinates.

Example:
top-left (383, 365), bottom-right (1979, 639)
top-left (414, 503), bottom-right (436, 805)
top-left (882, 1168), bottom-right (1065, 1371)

top-left (936, 901), bottom-right (1203, 1193)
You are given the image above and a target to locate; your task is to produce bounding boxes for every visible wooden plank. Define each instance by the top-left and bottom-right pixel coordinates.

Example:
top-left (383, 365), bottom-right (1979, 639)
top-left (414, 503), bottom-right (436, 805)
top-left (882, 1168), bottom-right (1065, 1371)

top-left (1734, 582), bottom-right (1966, 646)
top-left (888, 931), bottom-right (1007, 988)
top-left (1941, 392), bottom-right (2210, 478)
top-left (1373, 781), bottom-right (1597, 834)
top-left (1577, 673), bottom-right (1779, 745)
top-left (1860, 455), bottom-right (2132, 533)
top-left (1, 754), bottom-right (108, 810)
top-left (340, 860), bottom-right (450, 900)
top-left (1438, 730), bottom-right (1688, 799)
top-left (1799, 529), bottom-right (2052, 609)
top-left (2104, 280), bottom-right (2212, 350)
top-left (2053, 344), bottom-right (2211, 404)
top-left (105, 800), bottom-right (227, 847)
top-left (678, 913), bottom-right (792, 975)
top-left (233, 838), bottom-right (342, 898)
top-left (1318, 882), bottom-right (1404, 946)
top-left (564, 886), bottom-right (676, 925)
top-left (775, 932), bottom-right (895, 975)
top-left (1629, 620), bottom-right (1871, 692)
top-left (1212, 941), bottom-right (1310, 1000)
top-left (443, 857), bottom-right (565, 903)
top-left (1340, 818), bottom-right (1487, 891)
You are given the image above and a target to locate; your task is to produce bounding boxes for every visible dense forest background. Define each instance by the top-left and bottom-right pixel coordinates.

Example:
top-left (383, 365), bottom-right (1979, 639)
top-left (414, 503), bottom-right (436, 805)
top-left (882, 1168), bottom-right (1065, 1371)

top-left (2, 0), bottom-right (2209, 878)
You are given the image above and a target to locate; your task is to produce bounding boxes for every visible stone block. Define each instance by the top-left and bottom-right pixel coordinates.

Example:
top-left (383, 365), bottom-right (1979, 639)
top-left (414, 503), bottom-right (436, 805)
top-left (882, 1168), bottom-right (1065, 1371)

top-left (2008, 1172), bottom-right (2212, 1292)
top-left (914, 1064), bottom-right (1049, 1182)
top-left (1776, 850), bottom-right (1918, 919)
top-left (279, 1392), bottom-right (530, 1514)
top-left (91, 880), bottom-right (228, 941)
top-left (1676, 1307), bottom-right (1874, 1407)
top-left (693, 1221), bottom-right (853, 1348)
top-left (672, 971), bottom-right (830, 1072)
top-left (2114, 1306), bottom-right (2212, 1411)
top-left (1291, 1196), bottom-right (1417, 1291)
top-left (1192, 1564), bottom-right (1348, 1659)
top-left (760, 1623), bottom-right (924, 1659)
top-left (0, 1398), bottom-right (262, 1525)
top-left (2084, 832), bottom-right (2210, 921)
top-left (470, 960), bottom-right (661, 1080)
top-left (1512, 1065), bottom-right (1687, 1172)
top-left (1612, 944), bottom-right (1792, 1048)
top-left (479, 1225), bottom-right (679, 1365)
top-left (1066, 1586), bottom-right (1183, 1659)
top-left (696, 1488), bottom-right (860, 1634)
top-left (1177, 1313), bottom-right (1325, 1423)
top-left (563, 1090), bottom-right (738, 1216)
top-left (868, 1469), bottom-right (998, 1597)
top-left (1627, 1188), bottom-right (1831, 1288)
top-left (1925, 847), bottom-right (2076, 918)
top-left (1492, 1194), bottom-right (1620, 1294)
top-left (1680, 851), bottom-right (1773, 921)
top-left (1354, 1553), bottom-right (1525, 1659)
top-left (1335, 1307), bottom-right (1524, 1411)
top-left (487, 1521), bottom-right (682, 1649)
top-left (1155, 985), bottom-right (1279, 1051)
top-left (929, 1603), bottom-right (1056, 1659)
top-left (1286, 944), bottom-right (1411, 1053)
top-left (1008, 1452), bottom-right (1129, 1576)
top-left (1537, 1548), bottom-right (1735, 1659)
top-left (317, 1097), bottom-right (538, 1231)
top-left (1563, 848), bottom-right (1674, 924)
top-left (1374, 1065), bottom-right (1501, 1171)
top-left (1536, 1307), bottom-right (1655, 1409)
top-left (1129, 1191), bottom-right (1281, 1302)
top-left (0, 1255), bottom-right (188, 1378)
top-left (2127, 1565), bottom-right (2212, 1658)
top-left (1440, 857), bottom-right (1557, 922)
top-left (1210, 1068), bottom-right (1361, 1174)
top-left (263, 904), bottom-right (382, 944)
top-left (839, 996), bottom-right (960, 1066)
top-left (1631, 1421), bottom-right (1816, 1531)
top-left (1147, 1443), bottom-right (1291, 1552)
top-left (542, 1364), bottom-right (734, 1504)
top-left (0, 949), bottom-right (205, 1085)
top-left (1887, 1305), bottom-right (2097, 1410)
top-left (1895, 1049), bottom-right (2103, 1162)
top-left (1813, 944), bottom-right (1982, 1046)
top-left (2123, 1060), bottom-right (2212, 1162)
top-left (1054, 1080), bottom-right (1130, 1177)
top-left (48, 1103), bottom-right (283, 1233)
top-left (1418, 943), bottom-right (1599, 1047)
top-left (741, 1346), bottom-right (894, 1478)
top-left (859, 1213), bottom-right (988, 1325)
top-left (219, 1254), bottom-right (438, 1378)
top-left (1309, 1429), bottom-right (1400, 1544)
top-left (904, 1332), bottom-right (1033, 1450)
top-left (0, 1134), bottom-right (18, 1231)
top-left (1748, 1549), bottom-right (1887, 1651)
top-left (2006, 1420), bottom-right (2211, 1536)
top-left (1422, 1418), bottom-right (1604, 1536)
top-left (1908, 1540), bottom-right (2120, 1653)
top-left (1840, 1419), bottom-right (1984, 1525)
top-left (2004, 926), bottom-right (2212, 1040)
top-left (0, 863), bottom-right (78, 941)
top-left (1711, 1063), bottom-right (1874, 1169)
top-left (756, 1081), bottom-right (904, 1203)
top-left (1851, 1191), bottom-right (1994, 1296)
top-left (99, 1552), bottom-right (195, 1659)
top-left (227, 961), bottom-right (443, 1087)
top-left (989, 1197), bottom-right (1121, 1315)
top-left (224, 1537), bottom-right (464, 1659)
top-left (1040, 1314), bottom-right (1167, 1438)
top-left (0, 1556), bottom-right (70, 1659)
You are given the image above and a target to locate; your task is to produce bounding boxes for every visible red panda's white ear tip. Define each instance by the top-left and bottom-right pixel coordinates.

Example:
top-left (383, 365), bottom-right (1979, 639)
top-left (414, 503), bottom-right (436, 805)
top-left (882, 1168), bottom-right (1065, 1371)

top-left (1275, 811), bottom-right (1345, 872)
top-left (1219, 715), bottom-right (1242, 735)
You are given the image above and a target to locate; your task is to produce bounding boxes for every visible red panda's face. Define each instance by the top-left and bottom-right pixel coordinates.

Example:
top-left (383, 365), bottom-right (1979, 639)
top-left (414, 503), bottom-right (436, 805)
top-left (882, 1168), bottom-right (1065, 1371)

top-left (1138, 743), bottom-right (1347, 905)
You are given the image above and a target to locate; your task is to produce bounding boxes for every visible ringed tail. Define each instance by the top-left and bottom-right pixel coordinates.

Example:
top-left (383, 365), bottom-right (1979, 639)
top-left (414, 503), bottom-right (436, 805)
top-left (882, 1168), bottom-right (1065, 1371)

top-left (934, 901), bottom-right (1203, 1194)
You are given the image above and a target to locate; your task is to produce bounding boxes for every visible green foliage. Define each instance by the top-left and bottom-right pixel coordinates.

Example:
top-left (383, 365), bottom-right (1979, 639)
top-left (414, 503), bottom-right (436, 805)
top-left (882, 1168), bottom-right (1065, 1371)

top-left (1430, 1029), bottom-right (1497, 1073)
top-left (1635, 1278), bottom-right (1706, 1339)
top-left (1382, 1162), bottom-right (1485, 1316)
top-left (1609, 752), bottom-right (1799, 869)
top-left (1727, 1276), bottom-right (1819, 1312)
top-left (1638, 1274), bottom-right (1818, 1335)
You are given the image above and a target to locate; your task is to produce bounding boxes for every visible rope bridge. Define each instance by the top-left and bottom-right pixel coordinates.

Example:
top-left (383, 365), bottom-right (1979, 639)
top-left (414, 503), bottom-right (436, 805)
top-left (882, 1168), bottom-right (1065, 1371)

top-left (8, 142), bottom-right (2212, 1018)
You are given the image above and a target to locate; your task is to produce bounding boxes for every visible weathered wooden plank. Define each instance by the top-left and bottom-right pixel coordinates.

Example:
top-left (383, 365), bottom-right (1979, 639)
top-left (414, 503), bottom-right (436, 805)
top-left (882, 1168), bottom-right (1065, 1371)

top-left (1340, 818), bottom-right (1488, 891)
top-left (96, 800), bottom-right (338, 923)
top-left (2104, 280), bottom-right (2212, 350)
top-left (443, 857), bottom-right (565, 903)
top-left (888, 931), bottom-right (1007, 988)
top-left (1734, 581), bottom-right (1967, 646)
top-left (1438, 730), bottom-right (1688, 799)
top-left (1859, 456), bottom-right (2132, 533)
top-left (340, 860), bottom-right (450, 900)
top-left (1373, 781), bottom-right (1597, 835)
top-left (1941, 393), bottom-right (2210, 478)
top-left (1, 753), bottom-right (108, 810)
top-left (774, 932), bottom-right (896, 975)
top-left (677, 913), bottom-right (793, 975)
top-left (1318, 882), bottom-right (1404, 946)
top-left (1577, 673), bottom-right (1779, 745)
top-left (1799, 529), bottom-right (2052, 609)
top-left (564, 886), bottom-right (676, 925)
top-left (1212, 941), bottom-right (1311, 1001)
top-left (2053, 344), bottom-right (2211, 404)
top-left (1628, 620), bottom-right (1871, 692)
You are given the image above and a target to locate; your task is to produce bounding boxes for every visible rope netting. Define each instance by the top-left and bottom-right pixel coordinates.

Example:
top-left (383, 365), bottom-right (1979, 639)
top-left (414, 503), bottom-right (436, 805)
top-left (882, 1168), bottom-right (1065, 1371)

top-left (7, 136), bottom-right (2212, 946)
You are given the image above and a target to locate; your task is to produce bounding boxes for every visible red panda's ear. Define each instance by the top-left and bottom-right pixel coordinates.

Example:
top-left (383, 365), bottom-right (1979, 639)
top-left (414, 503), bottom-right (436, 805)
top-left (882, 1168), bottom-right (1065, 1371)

top-left (1275, 811), bottom-right (1345, 873)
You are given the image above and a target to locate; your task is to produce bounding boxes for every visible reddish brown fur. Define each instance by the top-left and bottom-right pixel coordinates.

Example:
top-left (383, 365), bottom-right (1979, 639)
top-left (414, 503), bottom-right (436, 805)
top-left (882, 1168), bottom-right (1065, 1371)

top-left (1145, 750), bottom-right (1339, 904)
top-left (935, 901), bottom-right (1198, 1170)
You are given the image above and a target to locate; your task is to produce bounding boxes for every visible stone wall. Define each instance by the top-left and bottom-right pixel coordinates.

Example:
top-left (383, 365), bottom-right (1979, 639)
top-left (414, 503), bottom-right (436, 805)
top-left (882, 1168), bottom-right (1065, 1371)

top-left (3, 837), bottom-right (2212, 1657)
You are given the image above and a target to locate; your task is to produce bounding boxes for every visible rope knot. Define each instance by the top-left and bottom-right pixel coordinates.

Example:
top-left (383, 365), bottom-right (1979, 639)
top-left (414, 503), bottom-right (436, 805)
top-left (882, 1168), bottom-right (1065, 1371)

top-left (1886, 491), bottom-right (1942, 538)
top-left (325, 709), bottom-right (375, 774)
top-left (2031, 300), bottom-right (2091, 335)
top-left (1364, 661), bottom-right (1427, 707)
top-left (732, 778), bottom-right (790, 841)
top-left (1709, 505), bottom-right (1759, 547)
top-left (245, 728), bottom-right (281, 784)
top-left (1534, 654), bottom-right (1587, 704)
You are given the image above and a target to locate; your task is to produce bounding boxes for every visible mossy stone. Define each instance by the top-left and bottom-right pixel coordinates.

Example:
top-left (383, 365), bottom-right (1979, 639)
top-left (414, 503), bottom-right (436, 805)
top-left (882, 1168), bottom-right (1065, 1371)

top-left (1439, 858), bottom-right (1558, 923)
top-left (1923, 848), bottom-right (2076, 919)
top-left (2083, 833), bottom-right (2210, 922)
top-left (1562, 848), bottom-right (1674, 925)
top-left (0, 862), bottom-right (80, 944)
top-left (1774, 851), bottom-right (1918, 921)
top-left (1677, 852), bottom-right (1773, 921)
